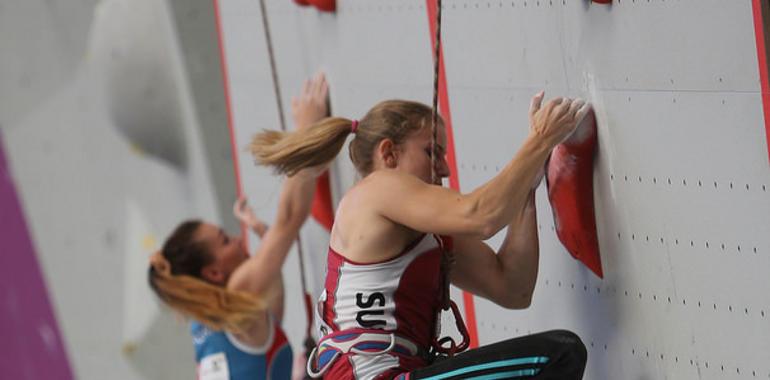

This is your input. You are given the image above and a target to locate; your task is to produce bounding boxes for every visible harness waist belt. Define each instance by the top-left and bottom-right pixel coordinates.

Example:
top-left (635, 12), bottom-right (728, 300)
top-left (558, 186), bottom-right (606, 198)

top-left (307, 329), bottom-right (422, 378)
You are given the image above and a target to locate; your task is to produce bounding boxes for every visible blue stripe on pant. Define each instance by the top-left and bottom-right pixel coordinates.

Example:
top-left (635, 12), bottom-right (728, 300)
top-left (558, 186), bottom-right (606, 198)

top-left (417, 357), bottom-right (549, 379)
top-left (409, 330), bottom-right (586, 380)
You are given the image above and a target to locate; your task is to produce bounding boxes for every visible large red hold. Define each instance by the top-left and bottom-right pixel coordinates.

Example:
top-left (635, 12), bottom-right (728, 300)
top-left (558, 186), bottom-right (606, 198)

top-left (546, 109), bottom-right (604, 278)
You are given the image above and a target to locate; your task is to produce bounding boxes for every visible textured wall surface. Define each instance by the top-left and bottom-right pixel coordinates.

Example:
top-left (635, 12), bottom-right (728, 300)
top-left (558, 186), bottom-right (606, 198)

top-left (217, 1), bottom-right (770, 379)
top-left (3, 0), bottom-right (768, 378)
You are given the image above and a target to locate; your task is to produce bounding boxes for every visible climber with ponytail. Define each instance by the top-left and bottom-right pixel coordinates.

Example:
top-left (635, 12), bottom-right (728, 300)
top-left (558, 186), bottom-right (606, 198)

top-left (148, 220), bottom-right (266, 334)
top-left (251, 100), bottom-right (436, 179)
top-left (148, 73), bottom-right (330, 380)
top-left (251, 92), bottom-right (590, 379)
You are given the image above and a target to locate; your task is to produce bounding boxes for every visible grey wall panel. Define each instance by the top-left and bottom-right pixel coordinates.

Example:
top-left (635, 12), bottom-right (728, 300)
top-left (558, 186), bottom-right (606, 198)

top-left (4, 77), bottom-right (199, 379)
top-left (0, 0), bottom-right (99, 127)
top-left (167, 0), bottom-right (241, 235)
top-left (1, 0), bottom-right (233, 378)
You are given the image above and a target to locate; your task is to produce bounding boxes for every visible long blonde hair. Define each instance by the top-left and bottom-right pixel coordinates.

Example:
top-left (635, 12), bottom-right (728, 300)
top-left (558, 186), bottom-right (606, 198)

top-left (148, 220), bottom-right (264, 334)
top-left (250, 100), bottom-right (438, 176)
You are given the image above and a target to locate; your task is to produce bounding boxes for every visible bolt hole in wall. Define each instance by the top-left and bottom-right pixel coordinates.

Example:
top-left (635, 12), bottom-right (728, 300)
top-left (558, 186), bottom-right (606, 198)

top-left (609, 173), bottom-right (765, 192)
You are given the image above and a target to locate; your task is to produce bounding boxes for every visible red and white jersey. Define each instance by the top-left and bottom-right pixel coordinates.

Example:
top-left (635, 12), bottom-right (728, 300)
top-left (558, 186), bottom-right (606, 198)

top-left (317, 234), bottom-right (445, 349)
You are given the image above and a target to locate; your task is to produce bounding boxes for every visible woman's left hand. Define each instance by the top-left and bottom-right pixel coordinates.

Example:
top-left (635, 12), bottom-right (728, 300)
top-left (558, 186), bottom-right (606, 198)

top-left (233, 196), bottom-right (269, 238)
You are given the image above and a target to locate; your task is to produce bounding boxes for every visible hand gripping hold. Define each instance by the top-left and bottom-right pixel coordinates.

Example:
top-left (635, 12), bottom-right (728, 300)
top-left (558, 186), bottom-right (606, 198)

top-left (546, 109), bottom-right (604, 278)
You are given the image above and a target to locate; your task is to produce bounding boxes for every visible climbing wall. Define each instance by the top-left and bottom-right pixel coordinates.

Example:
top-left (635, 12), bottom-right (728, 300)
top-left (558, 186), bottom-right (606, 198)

top-left (216, 1), bottom-right (770, 379)
top-left (5, 0), bottom-right (766, 378)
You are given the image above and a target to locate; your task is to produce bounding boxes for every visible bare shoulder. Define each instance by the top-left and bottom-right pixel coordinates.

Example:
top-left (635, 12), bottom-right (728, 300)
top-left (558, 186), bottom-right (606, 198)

top-left (343, 171), bottom-right (421, 214)
top-left (364, 169), bottom-right (414, 183)
top-left (358, 170), bottom-right (420, 195)
top-left (359, 170), bottom-right (396, 187)
top-left (337, 174), bottom-right (390, 216)
top-left (342, 173), bottom-right (417, 215)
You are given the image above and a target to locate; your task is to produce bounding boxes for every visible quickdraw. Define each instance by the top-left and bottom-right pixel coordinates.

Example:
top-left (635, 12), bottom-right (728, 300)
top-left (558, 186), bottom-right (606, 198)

top-left (429, 236), bottom-right (470, 360)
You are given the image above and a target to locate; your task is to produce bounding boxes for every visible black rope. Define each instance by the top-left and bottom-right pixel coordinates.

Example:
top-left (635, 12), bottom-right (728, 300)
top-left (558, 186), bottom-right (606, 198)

top-left (431, 0), bottom-right (443, 184)
top-left (429, 0), bottom-right (469, 358)
top-left (259, 0), bottom-right (287, 131)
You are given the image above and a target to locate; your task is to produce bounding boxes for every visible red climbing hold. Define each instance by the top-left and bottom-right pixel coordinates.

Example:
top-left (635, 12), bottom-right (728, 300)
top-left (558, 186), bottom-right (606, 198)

top-left (311, 170), bottom-right (335, 231)
top-left (293, 0), bottom-right (334, 12)
top-left (308, 0), bottom-right (336, 12)
top-left (546, 109), bottom-right (604, 278)
top-left (592, 0), bottom-right (612, 4)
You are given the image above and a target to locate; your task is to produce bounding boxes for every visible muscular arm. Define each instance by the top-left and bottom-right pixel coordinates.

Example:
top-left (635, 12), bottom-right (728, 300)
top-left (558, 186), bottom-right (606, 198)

top-left (371, 95), bottom-right (584, 240)
top-left (450, 191), bottom-right (539, 309)
top-left (228, 72), bottom-right (328, 298)
top-left (371, 135), bottom-right (550, 240)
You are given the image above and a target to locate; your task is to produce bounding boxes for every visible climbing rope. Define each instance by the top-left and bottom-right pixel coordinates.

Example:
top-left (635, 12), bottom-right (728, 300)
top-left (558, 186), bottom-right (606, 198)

top-left (430, 0), bottom-right (443, 185)
top-left (259, 0), bottom-right (287, 132)
top-left (258, 0), bottom-right (316, 356)
top-left (427, 0), bottom-right (471, 360)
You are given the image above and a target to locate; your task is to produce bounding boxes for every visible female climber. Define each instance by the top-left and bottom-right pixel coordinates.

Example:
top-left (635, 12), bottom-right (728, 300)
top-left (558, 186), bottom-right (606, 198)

top-left (148, 73), bottom-right (329, 380)
top-left (250, 91), bottom-right (590, 379)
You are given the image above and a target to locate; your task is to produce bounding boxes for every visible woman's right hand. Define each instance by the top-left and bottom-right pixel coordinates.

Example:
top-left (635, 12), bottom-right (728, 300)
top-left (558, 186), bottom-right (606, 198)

top-left (528, 91), bottom-right (590, 148)
top-left (288, 72), bottom-right (332, 177)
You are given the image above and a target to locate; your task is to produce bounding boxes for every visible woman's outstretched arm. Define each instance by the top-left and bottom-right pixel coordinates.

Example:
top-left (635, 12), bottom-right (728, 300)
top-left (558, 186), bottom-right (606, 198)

top-left (228, 73), bottom-right (329, 296)
top-left (371, 94), bottom-right (587, 239)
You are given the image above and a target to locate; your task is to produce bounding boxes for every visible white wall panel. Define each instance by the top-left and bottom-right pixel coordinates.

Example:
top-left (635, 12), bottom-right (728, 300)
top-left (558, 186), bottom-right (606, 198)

top-left (218, 1), bottom-right (770, 379)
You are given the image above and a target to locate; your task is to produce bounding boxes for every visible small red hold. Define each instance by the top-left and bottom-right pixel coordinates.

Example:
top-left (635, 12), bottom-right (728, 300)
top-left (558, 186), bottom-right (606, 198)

top-left (546, 108), bottom-right (604, 278)
top-left (592, 0), bottom-right (612, 4)
top-left (293, 0), bottom-right (311, 6)
top-left (311, 171), bottom-right (335, 231)
top-left (308, 0), bottom-right (336, 12)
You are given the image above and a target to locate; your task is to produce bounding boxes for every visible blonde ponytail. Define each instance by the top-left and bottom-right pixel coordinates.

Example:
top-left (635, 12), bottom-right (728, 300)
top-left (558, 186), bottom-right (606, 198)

top-left (252, 100), bottom-right (438, 177)
top-left (147, 220), bottom-right (264, 334)
top-left (150, 268), bottom-right (264, 334)
top-left (250, 117), bottom-right (353, 176)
